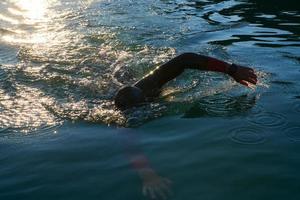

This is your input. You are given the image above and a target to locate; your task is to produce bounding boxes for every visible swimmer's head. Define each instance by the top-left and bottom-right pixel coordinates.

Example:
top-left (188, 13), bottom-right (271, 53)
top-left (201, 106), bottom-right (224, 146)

top-left (114, 86), bottom-right (145, 110)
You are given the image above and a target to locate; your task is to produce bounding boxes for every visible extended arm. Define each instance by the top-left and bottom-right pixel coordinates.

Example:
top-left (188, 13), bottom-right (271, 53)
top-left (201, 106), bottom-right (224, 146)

top-left (134, 53), bottom-right (257, 96)
top-left (119, 129), bottom-right (172, 199)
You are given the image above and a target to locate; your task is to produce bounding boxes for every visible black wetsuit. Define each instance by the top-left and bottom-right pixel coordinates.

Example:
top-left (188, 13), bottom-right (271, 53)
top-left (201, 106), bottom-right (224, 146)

top-left (114, 52), bottom-right (256, 110)
top-left (134, 53), bottom-right (224, 98)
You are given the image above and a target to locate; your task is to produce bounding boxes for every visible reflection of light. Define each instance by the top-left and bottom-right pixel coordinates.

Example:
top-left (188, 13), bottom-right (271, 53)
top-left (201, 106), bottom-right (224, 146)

top-left (7, 7), bottom-right (23, 16)
top-left (15, 0), bottom-right (48, 21)
top-left (0, 13), bottom-right (19, 24)
top-left (1, 0), bottom-right (53, 44)
top-left (2, 34), bottom-right (47, 44)
top-left (0, 87), bottom-right (61, 134)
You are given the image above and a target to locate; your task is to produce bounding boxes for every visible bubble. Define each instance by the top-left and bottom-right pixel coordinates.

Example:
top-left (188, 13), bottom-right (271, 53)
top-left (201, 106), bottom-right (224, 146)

top-left (284, 127), bottom-right (300, 142)
top-left (229, 126), bottom-right (266, 145)
top-left (247, 112), bottom-right (287, 128)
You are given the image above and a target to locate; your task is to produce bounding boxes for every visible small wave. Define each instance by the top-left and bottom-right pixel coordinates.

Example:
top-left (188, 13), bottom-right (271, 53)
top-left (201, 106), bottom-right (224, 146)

top-left (270, 80), bottom-right (297, 94)
top-left (247, 112), bottom-right (287, 128)
top-left (271, 80), bottom-right (295, 85)
top-left (0, 121), bottom-right (63, 140)
top-left (284, 126), bottom-right (300, 142)
top-left (199, 95), bottom-right (237, 116)
top-left (0, 68), bottom-right (5, 79)
top-left (294, 104), bottom-right (300, 113)
top-left (164, 69), bottom-right (269, 118)
top-left (182, 93), bottom-right (258, 118)
top-left (0, 12), bottom-right (20, 25)
top-left (229, 126), bottom-right (266, 145)
top-left (0, 85), bottom-right (63, 136)
top-left (208, 13), bottom-right (242, 24)
top-left (0, 46), bottom-right (18, 64)
top-left (2, 0), bottom-right (283, 131)
top-left (0, 127), bottom-right (9, 133)
top-left (43, 98), bottom-right (167, 128)
top-left (0, 28), bottom-right (18, 35)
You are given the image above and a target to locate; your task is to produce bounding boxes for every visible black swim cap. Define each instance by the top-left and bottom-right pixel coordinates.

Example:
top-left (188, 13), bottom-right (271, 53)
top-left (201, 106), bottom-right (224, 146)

top-left (114, 86), bottom-right (145, 110)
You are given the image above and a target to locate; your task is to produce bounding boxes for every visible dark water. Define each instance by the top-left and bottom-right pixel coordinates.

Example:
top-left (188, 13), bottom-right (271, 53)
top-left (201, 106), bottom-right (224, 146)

top-left (0, 0), bottom-right (300, 199)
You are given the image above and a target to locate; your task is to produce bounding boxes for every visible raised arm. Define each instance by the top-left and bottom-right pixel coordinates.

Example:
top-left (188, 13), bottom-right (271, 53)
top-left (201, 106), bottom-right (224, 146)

top-left (115, 53), bottom-right (257, 110)
top-left (134, 53), bottom-right (257, 95)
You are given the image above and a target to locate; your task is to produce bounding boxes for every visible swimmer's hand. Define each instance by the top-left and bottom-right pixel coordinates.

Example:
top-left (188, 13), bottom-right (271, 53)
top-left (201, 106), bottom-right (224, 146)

top-left (139, 168), bottom-right (172, 200)
top-left (229, 64), bottom-right (258, 87)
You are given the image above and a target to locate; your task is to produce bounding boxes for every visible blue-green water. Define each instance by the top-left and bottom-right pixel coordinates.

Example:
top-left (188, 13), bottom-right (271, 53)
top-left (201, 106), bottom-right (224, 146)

top-left (0, 0), bottom-right (300, 199)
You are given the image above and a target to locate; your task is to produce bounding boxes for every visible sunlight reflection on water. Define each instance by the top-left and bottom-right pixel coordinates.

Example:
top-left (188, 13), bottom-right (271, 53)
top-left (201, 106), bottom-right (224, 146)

top-left (11, 0), bottom-right (48, 21)
top-left (0, 1), bottom-right (300, 200)
top-left (0, 0), bottom-right (298, 135)
top-left (0, 0), bottom-right (58, 44)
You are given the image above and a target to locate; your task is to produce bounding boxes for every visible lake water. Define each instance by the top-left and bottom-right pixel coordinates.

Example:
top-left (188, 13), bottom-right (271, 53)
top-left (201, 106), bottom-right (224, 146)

top-left (0, 0), bottom-right (300, 199)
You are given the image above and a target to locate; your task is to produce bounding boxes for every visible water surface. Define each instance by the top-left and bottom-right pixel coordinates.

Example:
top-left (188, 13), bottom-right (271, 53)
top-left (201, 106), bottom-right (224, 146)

top-left (0, 0), bottom-right (300, 200)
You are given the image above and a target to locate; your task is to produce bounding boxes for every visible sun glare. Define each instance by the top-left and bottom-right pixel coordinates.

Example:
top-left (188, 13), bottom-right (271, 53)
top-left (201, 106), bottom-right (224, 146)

top-left (14, 0), bottom-right (48, 22)
top-left (2, 34), bottom-right (47, 44)
top-left (2, 0), bottom-right (54, 44)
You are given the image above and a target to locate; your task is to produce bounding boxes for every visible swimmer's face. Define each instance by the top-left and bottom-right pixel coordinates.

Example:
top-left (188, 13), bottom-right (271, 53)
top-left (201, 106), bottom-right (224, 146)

top-left (114, 86), bottom-right (146, 110)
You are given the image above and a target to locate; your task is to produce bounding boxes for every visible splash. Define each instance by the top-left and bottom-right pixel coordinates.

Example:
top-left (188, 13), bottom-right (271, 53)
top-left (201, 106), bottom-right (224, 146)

top-left (0, 0), bottom-right (273, 134)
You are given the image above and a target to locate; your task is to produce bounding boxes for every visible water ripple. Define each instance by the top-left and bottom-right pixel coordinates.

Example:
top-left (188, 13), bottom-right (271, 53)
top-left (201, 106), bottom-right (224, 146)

top-left (229, 126), bottom-right (266, 145)
top-left (0, 122), bottom-right (62, 141)
top-left (0, 127), bottom-right (9, 133)
top-left (199, 95), bottom-right (237, 116)
top-left (0, 0), bottom-right (299, 130)
top-left (0, 85), bottom-right (63, 136)
top-left (284, 127), bottom-right (300, 142)
top-left (294, 104), bottom-right (300, 113)
top-left (189, 94), bottom-right (259, 117)
top-left (0, 68), bottom-right (5, 79)
top-left (247, 112), bottom-right (287, 128)
top-left (0, 46), bottom-right (18, 64)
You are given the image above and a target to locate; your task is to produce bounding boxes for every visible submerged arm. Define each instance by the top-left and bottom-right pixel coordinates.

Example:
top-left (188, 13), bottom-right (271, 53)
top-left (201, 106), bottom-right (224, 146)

top-left (119, 129), bottom-right (172, 199)
top-left (135, 53), bottom-right (257, 94)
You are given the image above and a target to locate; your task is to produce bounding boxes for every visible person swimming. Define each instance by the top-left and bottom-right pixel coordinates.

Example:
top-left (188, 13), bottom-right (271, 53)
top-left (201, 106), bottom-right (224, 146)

top-left (114, 52), bottom-right (258, 110)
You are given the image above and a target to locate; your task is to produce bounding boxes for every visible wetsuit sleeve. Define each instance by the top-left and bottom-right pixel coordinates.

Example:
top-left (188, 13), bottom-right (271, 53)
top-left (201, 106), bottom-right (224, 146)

top-left (134, 53), bottom-right (232, 97)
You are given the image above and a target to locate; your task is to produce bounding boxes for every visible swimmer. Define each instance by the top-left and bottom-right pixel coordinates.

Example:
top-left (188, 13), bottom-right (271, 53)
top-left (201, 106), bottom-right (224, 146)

top-left (115, 53), bottom-right (258, 110)
top-left (117, 53), bottom-right (258, 199)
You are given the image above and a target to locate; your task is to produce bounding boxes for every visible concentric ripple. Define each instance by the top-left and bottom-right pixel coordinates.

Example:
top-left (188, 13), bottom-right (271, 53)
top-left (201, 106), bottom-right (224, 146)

top-left (247, 112), bottom-right (287, 128)
top-left (284, 127), bottom-right (300, 142)
top-left (190, 94), bottom-right (259, 117)
top-left (198, 95), bottom-right (237, 116)
top-left (229, 126), bottom-right (266, 145)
